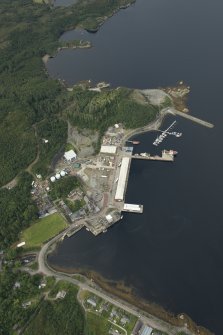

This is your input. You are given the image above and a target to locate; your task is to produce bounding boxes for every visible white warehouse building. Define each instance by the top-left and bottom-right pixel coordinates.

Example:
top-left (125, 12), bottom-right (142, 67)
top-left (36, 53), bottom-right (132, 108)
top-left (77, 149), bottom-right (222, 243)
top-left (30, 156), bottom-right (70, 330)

top-left (64, 149), bottom-right (77, 161)
top-left (123, 204), bottom-right (141, 212)
top-left (100, 145), bottom-right (117, 155)
top-left (115, 157), bottom-right (131, 201)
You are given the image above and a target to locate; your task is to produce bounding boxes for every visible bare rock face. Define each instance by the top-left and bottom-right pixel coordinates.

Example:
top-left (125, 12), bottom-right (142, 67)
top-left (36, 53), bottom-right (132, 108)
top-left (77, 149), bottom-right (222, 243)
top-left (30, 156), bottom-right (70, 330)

top-left (67, 123), bottom-right (99, 157)
top-left (131, 89), bottom-right (171, 106)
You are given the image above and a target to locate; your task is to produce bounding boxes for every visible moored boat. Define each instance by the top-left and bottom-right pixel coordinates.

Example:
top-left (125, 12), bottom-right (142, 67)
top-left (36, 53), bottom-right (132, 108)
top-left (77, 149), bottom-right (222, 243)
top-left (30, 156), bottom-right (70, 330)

top-left (164, 150), bottom-right (178, 156)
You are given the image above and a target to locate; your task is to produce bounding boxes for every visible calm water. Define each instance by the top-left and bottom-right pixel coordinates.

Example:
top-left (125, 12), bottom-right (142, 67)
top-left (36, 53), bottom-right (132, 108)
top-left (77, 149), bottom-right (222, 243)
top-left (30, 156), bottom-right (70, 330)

top-left (47, 0), bottom-right (223, 333)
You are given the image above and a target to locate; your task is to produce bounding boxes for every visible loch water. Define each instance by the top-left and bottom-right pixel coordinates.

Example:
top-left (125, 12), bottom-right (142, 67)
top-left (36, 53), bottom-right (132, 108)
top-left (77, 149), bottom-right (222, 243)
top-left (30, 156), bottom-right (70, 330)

top-left (47, 0), bottom-right (223, 333)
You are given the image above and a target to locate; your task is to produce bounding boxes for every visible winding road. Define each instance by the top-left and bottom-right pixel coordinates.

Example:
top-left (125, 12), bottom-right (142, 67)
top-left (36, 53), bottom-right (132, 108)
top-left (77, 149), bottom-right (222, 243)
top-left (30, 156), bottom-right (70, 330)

top-left (35, 109), bottom-right (200, 335)
top-left (37, 232), bottom-right (195, 335)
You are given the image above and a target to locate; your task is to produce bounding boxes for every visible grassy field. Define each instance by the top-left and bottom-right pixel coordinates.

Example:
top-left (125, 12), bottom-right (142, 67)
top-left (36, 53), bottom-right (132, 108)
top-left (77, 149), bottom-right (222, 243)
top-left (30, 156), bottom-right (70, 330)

top-left (85, 312), bottom-right (113, 335)
top-left (20, 213), bottom-right (68, 249)
top-left (81, 290), bottom-right (137, 335)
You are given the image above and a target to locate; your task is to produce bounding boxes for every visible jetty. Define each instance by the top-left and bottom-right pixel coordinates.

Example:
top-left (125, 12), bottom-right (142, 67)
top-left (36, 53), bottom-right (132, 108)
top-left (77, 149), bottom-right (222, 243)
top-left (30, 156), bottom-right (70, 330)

top-left (112, 150), bottom-right (174, 226)
top-left (132, 150), bottom-right (174, 162)
top-left (153, 120), bottom-right (180, 146)
top-left (174, 110), bottom-right (214, 128)
top-left (65, 225), bottom-right (83, 238)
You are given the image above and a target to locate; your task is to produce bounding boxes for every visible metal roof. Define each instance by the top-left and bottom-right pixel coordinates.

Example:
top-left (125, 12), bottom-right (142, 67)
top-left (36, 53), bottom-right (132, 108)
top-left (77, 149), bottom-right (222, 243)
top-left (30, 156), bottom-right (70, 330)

top-left (140, 325), bottom-right (153, 335)
top-left (123, 204), bottom-right (140, 211)
top-left (64, 150), bottom-right (77, 161)
top-left (100, 145), bottom-right (117, 154)
top-left (115, 157), bottom-right (130, 201)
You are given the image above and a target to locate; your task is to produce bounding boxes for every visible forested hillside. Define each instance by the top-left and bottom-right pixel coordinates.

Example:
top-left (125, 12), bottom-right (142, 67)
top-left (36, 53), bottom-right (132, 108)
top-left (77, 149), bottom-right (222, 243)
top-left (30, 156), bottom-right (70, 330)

top-left (0, 0), bottom-right (136, 249)
top-left (67, 86), bottom-right (159, 133)
top-left (0, 1), bottom-right (174, 334)
top-left (0, 264), bottom-right (85, 335)
top-left (0, 0), bottom-right (170, 250)
top-left (0, 173), bottom-right (38, 249)
top-left (0, 0), bottom-right (135, 187)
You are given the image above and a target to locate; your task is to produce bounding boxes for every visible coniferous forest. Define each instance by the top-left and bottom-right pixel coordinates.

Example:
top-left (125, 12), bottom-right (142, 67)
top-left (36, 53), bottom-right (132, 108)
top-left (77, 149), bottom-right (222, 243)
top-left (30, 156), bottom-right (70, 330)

top-left (0, 1), bottom-right (174, 334)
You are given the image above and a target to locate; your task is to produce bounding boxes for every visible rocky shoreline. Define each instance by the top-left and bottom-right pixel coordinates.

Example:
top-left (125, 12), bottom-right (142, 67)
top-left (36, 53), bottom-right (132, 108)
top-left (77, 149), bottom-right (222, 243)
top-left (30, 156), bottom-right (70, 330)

top-left (46, 261), bottom-right (213, 335)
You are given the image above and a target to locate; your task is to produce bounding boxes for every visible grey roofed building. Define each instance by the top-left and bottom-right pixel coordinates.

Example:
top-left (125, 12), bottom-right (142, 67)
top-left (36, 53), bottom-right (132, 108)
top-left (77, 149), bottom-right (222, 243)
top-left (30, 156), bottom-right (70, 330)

top-left (120, 316), bottom-right (129, 324)
top-left (56, 290), bottom-right (66, 299)
top-left (139, 325), bottom-right (153, 335)
top-left (115, 157), bottom-right (131, 201)
top-left (13, 282), bottom-right (21, 289)
top-left (87, 298), bottom-right (96, 307)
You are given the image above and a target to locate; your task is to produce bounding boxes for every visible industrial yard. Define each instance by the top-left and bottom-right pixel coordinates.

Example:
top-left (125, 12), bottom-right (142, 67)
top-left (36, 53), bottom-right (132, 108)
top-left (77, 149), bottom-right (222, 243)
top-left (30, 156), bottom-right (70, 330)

top-left (29, 121), bottom-right (179, 238)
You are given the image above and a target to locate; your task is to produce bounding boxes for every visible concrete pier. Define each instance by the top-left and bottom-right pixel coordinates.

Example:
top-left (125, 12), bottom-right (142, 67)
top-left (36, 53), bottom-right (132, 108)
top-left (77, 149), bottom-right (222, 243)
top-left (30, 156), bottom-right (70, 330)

top-left (174, 110), bottom-right (214, 128)
top-left (123, 203), bottom-right (143, 213)
top-left (132, 153), bottom-right (174, 162)
top-left (66, 225), bottom-right (83, 237)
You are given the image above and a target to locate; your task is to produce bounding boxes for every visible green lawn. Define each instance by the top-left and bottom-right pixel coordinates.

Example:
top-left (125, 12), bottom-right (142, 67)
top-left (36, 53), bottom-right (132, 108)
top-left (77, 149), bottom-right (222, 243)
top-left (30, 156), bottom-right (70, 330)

top-left (82, 291), bottom-right (137, 335)
top-left (20, 213), bottom-right (68, 249)
top-left (85, 312), bottom-right (112, 335)
top-left (124, 314), bottom-right (138, 334)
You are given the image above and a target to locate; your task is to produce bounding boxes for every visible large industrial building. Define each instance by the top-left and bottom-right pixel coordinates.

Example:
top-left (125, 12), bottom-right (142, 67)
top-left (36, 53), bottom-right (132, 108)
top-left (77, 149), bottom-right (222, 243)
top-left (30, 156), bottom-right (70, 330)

top-left (139, 325), bottom-right (153, 335)
top-left (123, 203), bottom-right (143, 213)
top-left (100, 145), bottom-right (117, 155)
top-left (115, 157), bottom-right (131, 201)
top-left (64, 149), bottom-right (77, 161)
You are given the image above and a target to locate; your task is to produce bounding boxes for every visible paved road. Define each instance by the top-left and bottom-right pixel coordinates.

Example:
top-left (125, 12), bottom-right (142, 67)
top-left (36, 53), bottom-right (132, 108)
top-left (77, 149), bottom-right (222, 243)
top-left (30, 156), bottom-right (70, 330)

top-left (38, 236), bottom-right (194, 335)
top-left (36, 110), bottom-right (198, 335)
top-left (122, 108), bottom-right (173, 145)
